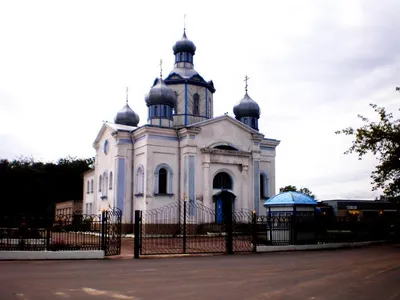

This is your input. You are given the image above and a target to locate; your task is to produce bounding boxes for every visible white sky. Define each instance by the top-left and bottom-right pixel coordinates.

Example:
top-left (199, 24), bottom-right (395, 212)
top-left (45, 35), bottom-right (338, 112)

top-left (0, 0), bottom-right (399, 200)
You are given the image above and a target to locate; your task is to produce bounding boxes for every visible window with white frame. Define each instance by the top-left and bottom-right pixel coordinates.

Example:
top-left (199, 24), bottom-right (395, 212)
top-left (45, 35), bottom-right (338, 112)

top-left (90, 179), bottom-right (93, 193)
top-left (86, 181), bottom-right (90, 194)
top-left (154, 163), bottom-right (173, 195)
top-left (99, 175), bottom-right (102, 192)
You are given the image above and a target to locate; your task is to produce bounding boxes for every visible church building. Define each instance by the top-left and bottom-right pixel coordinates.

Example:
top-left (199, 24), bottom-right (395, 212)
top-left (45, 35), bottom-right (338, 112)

top-left (82, 29), bottom-right (280, 226)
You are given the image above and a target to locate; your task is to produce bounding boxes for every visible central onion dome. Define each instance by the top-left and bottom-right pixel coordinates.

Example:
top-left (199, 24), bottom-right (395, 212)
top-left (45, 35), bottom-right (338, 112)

top-left (145, 78), bottom-right (177, 107)
top-left (172, 30), bottom-right (196, 55)
top-left (114, 102), bottom-right (140, 127)
top-left (233, 92), bottom-right (261, 119)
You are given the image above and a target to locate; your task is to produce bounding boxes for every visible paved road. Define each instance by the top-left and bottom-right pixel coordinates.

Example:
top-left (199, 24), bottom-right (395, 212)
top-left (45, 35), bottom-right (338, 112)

top-left (1, 245), bottom-right (400, 300)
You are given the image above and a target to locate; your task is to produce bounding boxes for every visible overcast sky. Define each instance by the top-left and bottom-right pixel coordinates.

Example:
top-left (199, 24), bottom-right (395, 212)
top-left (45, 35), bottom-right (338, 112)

top-left (1, 0), bottom-right (399, 200)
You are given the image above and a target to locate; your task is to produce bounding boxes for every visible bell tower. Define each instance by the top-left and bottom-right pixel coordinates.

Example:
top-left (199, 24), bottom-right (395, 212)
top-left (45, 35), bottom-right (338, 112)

top-left (164, 29), bottom-right (216, 127)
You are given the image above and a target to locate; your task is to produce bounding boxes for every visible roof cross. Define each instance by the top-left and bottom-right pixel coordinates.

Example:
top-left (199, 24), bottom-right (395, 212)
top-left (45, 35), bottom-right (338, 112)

top-left (244, 75), bottom-right (249, 93)
top-left (159, 59), bottom-right (163, 79)
top-left (126, 87), bottom-right (129, 104)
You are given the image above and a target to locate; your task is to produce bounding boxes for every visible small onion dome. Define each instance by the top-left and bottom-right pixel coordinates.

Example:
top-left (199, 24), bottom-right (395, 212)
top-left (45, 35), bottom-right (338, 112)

top-left (114, 103), bottom-right (140, 127)
top-left (145, 78), bottom-right (177, 107)
top-left (233, 92), bottom-right (261, 118)
top-left (172, 30), bottom-right (196, 55)
top-left (263, 191), bottom-right (317, 207)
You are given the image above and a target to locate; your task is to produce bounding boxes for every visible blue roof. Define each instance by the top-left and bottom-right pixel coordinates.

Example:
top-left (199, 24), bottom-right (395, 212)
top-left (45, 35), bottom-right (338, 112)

top-left (264, 191), bottom-right (317, 207)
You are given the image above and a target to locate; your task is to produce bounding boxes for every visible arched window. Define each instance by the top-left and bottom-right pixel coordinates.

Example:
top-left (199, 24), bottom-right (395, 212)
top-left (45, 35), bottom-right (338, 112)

top-left (163, 105), bottom-right (167, 117)
top-left (213, 172), bottom-right (232, 190)
top-left (90, 179), bottom-right (93, 193)
top-left (154, 163), bottom-right (173, 195)
top-left (154, 106), bottom-right (158, 117)
top-left (260, 172), bottom-right (269, 199)
top-left (243, 117), bottom-right (248, 125)
top-left (193, 94), bottom-right (200, 116)
top-left (103, 172), bottom-right (108, 194)
top-left (251, 118), bottom-right (256, 129)
top-left (158, 168), bottom-right (167, 194)
top-left (99, 175), bottom-right (102, 192)
top-left (136, 165), bottom-right (144, 195)
top-left (86, 181), bottom-right (90, 194)
top-left (109, 172), bottom-right (113, 190)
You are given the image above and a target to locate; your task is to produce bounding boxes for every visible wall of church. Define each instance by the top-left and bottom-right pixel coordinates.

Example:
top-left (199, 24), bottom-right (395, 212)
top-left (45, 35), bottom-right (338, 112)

top-left (140, 135), bottom-right (180, 211)
top-left (93, 127), bottom-right (118, 215)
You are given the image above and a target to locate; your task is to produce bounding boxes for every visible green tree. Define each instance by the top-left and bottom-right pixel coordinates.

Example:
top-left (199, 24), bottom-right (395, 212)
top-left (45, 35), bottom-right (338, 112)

top-left (279, 185), bottom-right (316, 199)
top-left (335, 103), bottom-right (400, 197)
top-left (0, 155), bottom-right (94, 216)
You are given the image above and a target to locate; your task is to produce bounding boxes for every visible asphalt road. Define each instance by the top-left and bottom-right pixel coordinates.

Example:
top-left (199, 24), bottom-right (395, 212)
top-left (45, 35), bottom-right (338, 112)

top-left (1, 245), bottom-right (400, 300)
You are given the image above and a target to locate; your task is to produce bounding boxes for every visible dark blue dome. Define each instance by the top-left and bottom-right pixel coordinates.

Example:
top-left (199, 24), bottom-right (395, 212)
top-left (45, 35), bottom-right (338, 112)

top-left (145, 78), bottom-right (177, 107)
top-left (172, 31), bottom-right (196, 55)
top-left (264, 191), bottom-right (317, 207)
top-left (233, 92), bottom-right (260, 118)
top-left (114, 103), bottom-right (140, 127)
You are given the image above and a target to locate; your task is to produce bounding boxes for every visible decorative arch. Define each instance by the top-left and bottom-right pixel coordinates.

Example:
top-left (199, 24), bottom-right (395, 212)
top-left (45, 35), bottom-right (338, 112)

top-left (212, 169), bottom-right (234, 191)
top-left (136, 164), bottom-right (145, 195)
top-left (260, 171), bottom-right (270, 199)
top-left (154, 163), bottom-right (173, 194)
top-left (208, 141), bottom-right (239, 151)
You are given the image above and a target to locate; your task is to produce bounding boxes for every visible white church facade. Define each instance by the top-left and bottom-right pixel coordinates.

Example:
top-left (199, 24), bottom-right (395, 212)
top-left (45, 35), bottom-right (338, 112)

top-left (82, 30), bottom-right (280, 226)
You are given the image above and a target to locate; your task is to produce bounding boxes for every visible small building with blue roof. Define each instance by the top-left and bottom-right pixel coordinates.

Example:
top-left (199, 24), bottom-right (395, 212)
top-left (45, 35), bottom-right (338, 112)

top-left (263, 191), bottom-right (318, 245)
top-left (263, 191), bottom-right (317, 217)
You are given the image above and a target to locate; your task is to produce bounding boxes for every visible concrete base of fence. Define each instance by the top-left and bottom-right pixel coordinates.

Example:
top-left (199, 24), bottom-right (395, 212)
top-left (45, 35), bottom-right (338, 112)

top-left (257, 241), bottom-right (385, 253)
top-left (0, 250), bottom-right (105, 260)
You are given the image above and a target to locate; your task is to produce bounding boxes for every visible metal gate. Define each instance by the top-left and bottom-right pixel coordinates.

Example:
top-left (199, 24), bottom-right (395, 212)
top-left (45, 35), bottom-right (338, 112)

top-left (102, 208), bottom-right (122, 256)
top-left (135, 201), bottom-right (255, 257)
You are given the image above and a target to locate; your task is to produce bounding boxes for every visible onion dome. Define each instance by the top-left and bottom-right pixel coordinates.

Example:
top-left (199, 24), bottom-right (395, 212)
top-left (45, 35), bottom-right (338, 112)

top-left (172, 30), bottom-right (196, 55)
top-left (145, 78), bottom-right (177, 107)
top-left (233, 92), bottom-right (261, 119)
top-left (114, 102), bottom-right (140, 127)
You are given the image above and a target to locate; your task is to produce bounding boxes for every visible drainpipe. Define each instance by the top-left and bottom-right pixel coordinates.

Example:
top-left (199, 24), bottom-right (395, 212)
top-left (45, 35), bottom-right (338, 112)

top-left (175, 128), bottom-right (181, 224)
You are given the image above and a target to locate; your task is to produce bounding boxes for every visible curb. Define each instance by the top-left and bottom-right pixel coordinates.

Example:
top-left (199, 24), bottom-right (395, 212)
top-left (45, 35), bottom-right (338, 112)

top-left (256, 240), bottom-right (386, 253)
top-left (113, 241), bottom-right (388, 259)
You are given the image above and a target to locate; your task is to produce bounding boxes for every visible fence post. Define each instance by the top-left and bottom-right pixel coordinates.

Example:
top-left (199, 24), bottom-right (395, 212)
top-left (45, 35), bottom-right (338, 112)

top-left (183, 201), bottom-right (187, 254)
top-left (46, 219), bottom-right (51, 251)
top-left (226, 210), bottom-right (233, 254)
top-left (134, 210), bottom-right (140, 259)
top-left (101, 210), bottom-right (106, 252)
top-left (251, 211), bottom-right (257, 253)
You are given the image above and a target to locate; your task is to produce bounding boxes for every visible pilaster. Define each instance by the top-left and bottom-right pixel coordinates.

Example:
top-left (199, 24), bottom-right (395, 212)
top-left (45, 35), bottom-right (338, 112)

top-left (203, 153), bottom-right (211, 208)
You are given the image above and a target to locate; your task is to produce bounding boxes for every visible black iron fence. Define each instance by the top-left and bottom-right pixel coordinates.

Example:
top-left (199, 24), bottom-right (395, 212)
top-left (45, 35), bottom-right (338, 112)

top-left (134, 201), bottom-right (256, 257)
top-left (0, 208), bottom-right (122, 256)
top-left (254, 215), bottom-right (400, 246)
top-left (134, 205), bottom-right (400, 258)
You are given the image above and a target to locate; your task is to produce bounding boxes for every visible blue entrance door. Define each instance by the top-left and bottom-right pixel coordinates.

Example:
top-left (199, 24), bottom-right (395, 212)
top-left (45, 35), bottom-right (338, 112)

top-left (216, 197), bottom-right (223, 224)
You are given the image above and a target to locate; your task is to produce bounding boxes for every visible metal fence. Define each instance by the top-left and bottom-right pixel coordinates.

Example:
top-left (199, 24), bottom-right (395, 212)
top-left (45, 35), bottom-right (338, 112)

top-left (135, 209), bottom-right (399, 257)
top-left (0, 208), bottom-right (122, 256)
top-left (254, 215), bottom-right (400, 246)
